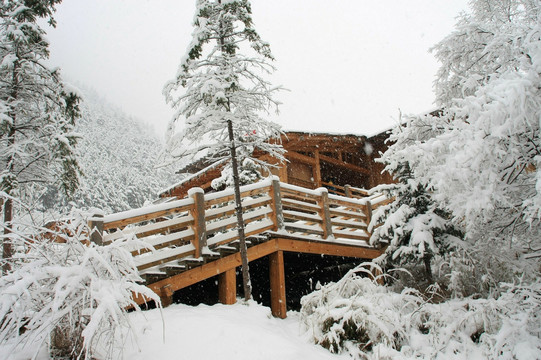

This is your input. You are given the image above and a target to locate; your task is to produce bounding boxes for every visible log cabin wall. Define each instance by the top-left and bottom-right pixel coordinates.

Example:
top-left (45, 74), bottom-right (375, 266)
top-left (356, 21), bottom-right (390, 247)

top-left (159, 130), bottom-right (395, 199)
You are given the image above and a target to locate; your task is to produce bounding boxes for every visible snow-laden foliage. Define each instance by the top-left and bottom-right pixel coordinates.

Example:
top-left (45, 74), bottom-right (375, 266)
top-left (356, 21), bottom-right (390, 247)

top-left (372, 0), bottom-right (541, 294)
top-left (301, 265), bottom-right (541, 359)
top-left (0, 211), bottom-right (160, 359)
top-left (161, 0), bottom-right (285, 178)
top-left (38, 86), bottom-right (174, 216)
top-left (0, 0), bottom-right (81, 268)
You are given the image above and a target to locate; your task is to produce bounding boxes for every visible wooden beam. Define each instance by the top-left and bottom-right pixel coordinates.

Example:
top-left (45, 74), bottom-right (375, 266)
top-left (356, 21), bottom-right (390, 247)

top-left (314, 150), bottom-right (322, 188)
top-left (319, 153), bottom-right (371, 175)
top-left (218, 268), bottom-right (237, 305)
top-left (269, 251), bottom-right (287, 319)
top-left (135, 239), bottom-right (280, 305)
top-left (275, 237), bottom-right (383, 259)
top-left (285, 150), bottom-right (316, 165)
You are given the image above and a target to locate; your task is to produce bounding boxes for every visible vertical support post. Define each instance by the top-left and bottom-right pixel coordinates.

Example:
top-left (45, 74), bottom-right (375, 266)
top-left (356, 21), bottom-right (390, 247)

top-left (370, 266), bottom-right (384, 285)
top-left (365, 200), bottom-right (373, 239)
top-left (318, 188), bottom-right (333, 239)
top-left (160, 284), bottom-right (174, 307)
top-left (314, 150), bottom-right (322, 188)
top-left (270, 177), bottom-right (284, 231)
top-left (88, 212), bottom-right (104, 246)
top-left (269, 251), bottom-right (287, 319)
top-left (189, 188), bottom-right (207, 258)
top-left (218, 268), bottom-right (237, 305)
top-left (279, 161), bottom-right (288, 183)
top-left (344, 184), bottom-right (352, 198)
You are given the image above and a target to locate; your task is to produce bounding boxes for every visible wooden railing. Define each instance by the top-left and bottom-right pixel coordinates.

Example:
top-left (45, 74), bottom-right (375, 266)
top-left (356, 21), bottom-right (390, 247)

top-left (86, 178), bottom-right (390, 276)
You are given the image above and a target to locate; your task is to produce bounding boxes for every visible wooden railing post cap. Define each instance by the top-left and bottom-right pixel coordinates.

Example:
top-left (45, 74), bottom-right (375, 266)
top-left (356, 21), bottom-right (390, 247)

top-left (270, 175), bottom-right (280, 182)
top-left (315, 187), bottom-right (328, 195)
top-left (187, 187), bottom-right (204, 196)
top-left (88, 208), bottom-right (104, 219)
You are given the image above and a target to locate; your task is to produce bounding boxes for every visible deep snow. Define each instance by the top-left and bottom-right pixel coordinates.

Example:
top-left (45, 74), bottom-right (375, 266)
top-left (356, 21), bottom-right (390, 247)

top-left (0, 301), bottom-right (347, 360)
top-left (122, 301), bottom-right (346, 360)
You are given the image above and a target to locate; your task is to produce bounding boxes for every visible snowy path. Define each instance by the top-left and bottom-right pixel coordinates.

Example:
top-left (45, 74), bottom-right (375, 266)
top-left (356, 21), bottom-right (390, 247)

top-left (123, 302), bottom-right (347, 360)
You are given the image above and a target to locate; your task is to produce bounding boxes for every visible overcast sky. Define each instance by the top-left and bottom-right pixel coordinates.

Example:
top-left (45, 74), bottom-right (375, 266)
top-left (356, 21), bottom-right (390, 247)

top-left (44, 0), bottom-right (469, 139)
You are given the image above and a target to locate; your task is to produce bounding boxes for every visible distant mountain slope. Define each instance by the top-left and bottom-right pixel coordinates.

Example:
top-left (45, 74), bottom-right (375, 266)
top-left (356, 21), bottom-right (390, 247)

top-left (41, 86), bottom-right (174, 214)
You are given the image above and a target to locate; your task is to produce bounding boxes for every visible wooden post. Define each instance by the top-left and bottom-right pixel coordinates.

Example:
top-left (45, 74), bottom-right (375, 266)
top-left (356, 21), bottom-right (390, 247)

top-left (370, 266), bottom-right (384, 285)
top-left (365, 200), bottom-right (373, 239)
top-left (269, 251), bottom-right (286, 318)
top-left (218, 268), bottom-right (237, 305)
top-left (88, 212), bottom-right (104, 246)
top-left (270, 178), bottom-right (284, 231)
top-left (189, 188), bottom-right (207, 258)
top-left (318, 188), bottom-right (333, 239)
top-left (314, 150), bottom-right (322, 188)
top-left (160, 284), bottom-right (174, 307)
top-left (344, 184), bottom-right (352, 198)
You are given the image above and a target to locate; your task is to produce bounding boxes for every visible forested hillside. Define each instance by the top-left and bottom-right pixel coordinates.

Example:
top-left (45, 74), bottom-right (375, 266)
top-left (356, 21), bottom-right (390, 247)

top-left (40, 86), bottom-right (174, 215)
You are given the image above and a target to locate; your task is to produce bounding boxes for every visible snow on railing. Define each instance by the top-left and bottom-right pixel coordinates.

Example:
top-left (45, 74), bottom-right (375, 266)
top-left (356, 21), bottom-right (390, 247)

top-left (86, 178), bottom-right (390, 272)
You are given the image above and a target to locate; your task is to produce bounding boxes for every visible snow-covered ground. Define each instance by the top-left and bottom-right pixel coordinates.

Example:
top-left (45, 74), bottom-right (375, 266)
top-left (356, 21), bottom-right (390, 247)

top-left (122, 301), bottom-right (345, 360)
top-left (0, 301), bottom-right (346, 360)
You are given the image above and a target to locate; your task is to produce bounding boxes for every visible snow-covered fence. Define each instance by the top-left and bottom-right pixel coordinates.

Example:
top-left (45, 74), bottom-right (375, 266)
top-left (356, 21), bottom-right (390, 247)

top-left (85, 178), bottom-right (390, 274)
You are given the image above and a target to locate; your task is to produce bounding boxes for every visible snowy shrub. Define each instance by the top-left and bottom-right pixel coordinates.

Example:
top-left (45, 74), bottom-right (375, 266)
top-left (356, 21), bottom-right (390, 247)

top-left (0, 211), bottom-right (160, 359)
top-left (300, 264), bottom-right (423, 355)
top-left (301, 263), bottom-right (541, 359)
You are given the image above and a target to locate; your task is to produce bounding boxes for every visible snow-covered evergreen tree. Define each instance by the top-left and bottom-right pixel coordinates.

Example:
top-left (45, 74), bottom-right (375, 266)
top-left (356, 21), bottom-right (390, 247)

top-left (0, 0), bottom-right (81, 271)
top-left (38, 86), bottom-right (174, 216)
top-left (163, 0), bottom-right (285, 300)
top-left (375, 0), bottom-right (541, 294)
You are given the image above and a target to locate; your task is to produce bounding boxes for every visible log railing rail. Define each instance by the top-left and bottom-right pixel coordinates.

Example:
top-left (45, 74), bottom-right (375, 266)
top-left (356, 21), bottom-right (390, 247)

top-left (87, 177), bottom-right (390, 277)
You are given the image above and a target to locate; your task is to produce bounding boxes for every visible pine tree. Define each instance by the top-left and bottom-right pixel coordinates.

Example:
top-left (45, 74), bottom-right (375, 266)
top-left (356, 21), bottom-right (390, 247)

top-left (163, 0), bottom-right (284, 300)
top-left (375, 0), bottom-right (541, 294)
top-left (0, 0), bottom-right (81, 272)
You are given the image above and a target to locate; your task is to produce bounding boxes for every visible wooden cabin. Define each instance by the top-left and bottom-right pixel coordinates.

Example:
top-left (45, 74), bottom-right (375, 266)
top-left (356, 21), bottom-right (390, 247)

top-left (159, 130), bottom-right (394, 199)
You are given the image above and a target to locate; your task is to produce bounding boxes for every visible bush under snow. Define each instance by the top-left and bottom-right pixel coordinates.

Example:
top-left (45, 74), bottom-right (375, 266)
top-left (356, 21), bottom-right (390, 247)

top-left (300, 265), bottom-right (541, 359)
top-left (0, 212), bottom-right (160, 359)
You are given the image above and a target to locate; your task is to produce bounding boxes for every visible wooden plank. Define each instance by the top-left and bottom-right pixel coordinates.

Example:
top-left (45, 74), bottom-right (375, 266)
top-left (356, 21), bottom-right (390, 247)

top-left (205, 195), bottom-right (271, 221)
top-left (281, 188), bottom-right (320, 203)
top-left (207, 220), bottom-right (275, 248)
top-left (135, 245), bottom-right (196, 271)
top-left (269, 251), bottom-right (287, 319)
top-left (104, 202), bottom-right (194, 230)
top-left (330, 218), bottom-right (367, 230)
top-left (332, 229), bottom-right (370, 241)
top-left (275, 238), bottom-right (382, 259)
top-left (103, 214), bottom-right (194, 243)
top-left (206, 208), bottom-right (271, 236)
top-left (218, 268), bottom-right (237, 305)
top-left (127, 229), bottom-right (194, 256)
top-left (329, 207), bottom-right (366, 220)
top-left (284, 223), bottom-right (324, 236)
top-left (205, 186), bottom-right (271, 207)
top-left (281, 198), bottom-right (320, 213)
top-left (282, 209), bottom-right (321, 223)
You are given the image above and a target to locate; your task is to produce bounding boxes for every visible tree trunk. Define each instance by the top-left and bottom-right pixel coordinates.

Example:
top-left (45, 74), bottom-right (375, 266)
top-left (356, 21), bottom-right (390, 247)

top-left (2, 198), bottom-right (12, 274)
top-left (423, 254), bottom-right (433, 284)
top-left (227, 119), bottom-right (251, 301)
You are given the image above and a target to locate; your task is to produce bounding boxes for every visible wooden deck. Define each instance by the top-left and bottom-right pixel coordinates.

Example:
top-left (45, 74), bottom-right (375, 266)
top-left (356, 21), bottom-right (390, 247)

top-left (88, 178), bottom-right (391, 318)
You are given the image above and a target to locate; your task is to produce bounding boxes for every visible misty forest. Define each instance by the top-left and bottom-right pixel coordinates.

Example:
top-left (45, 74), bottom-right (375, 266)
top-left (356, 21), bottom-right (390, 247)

top-left (0, 0), bottom-right (540, 359)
